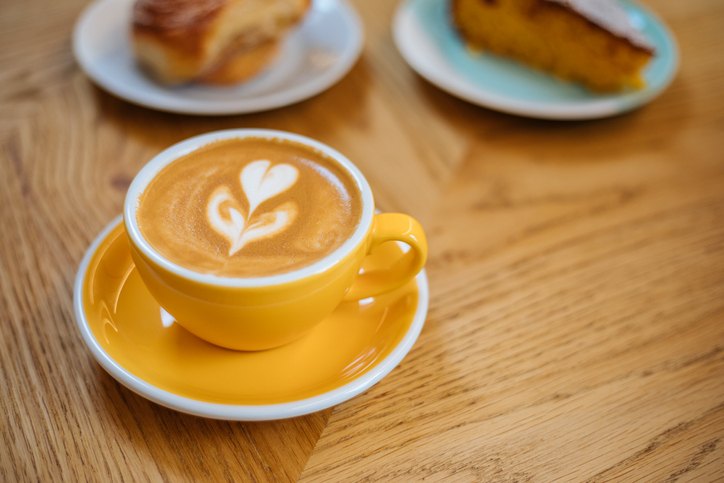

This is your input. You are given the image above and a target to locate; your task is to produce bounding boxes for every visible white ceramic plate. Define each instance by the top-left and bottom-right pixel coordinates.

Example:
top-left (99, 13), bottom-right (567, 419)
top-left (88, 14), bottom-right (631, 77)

top-left (74, 215), bottom-right (429, 421)
top-left (72, 0), bottom-right (364, 115)
top-left (393, 0), bottom-right (679, 120)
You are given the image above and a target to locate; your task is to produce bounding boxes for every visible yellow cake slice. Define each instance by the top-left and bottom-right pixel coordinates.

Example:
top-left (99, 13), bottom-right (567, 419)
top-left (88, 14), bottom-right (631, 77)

top-left (451, 0), bottom-right (655, 91)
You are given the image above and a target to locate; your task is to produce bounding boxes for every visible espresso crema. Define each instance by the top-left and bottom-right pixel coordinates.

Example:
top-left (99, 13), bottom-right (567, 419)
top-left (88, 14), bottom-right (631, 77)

top-left (136, 138), bottom-right (363, 277)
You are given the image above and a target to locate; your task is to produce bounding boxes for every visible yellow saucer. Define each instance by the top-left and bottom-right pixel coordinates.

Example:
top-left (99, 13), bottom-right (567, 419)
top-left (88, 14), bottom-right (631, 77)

top-left (73, 216), bottom-right (428, 420)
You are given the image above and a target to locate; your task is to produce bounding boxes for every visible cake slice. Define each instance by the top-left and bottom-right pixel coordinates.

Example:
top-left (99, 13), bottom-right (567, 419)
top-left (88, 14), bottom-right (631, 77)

top-left (451, 0), bottom-right (655, 91)
top-left (132, 0), bottom-right (310, 85)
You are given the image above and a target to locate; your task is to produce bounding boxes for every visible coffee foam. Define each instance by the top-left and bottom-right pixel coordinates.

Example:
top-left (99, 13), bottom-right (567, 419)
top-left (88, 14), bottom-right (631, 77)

top-left (136, 138), bottom-right (363, 278)
top-left (207, 160), bottom-right (299, 256)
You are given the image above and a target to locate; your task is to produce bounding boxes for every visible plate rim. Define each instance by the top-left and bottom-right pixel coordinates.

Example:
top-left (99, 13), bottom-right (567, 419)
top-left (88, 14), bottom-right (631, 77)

top-left (73, 215), bottom-right (429, 420)
top-left (72, 0), bottom-right (365, 115)
top-left (393, 0), bottom-right (679, 120)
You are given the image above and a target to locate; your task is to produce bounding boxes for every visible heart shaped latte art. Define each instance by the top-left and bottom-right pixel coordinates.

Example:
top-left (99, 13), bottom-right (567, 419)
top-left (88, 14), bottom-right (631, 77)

top-left (205, 160), bottom-right (299, 256)
top-left (242, 160), bottom-right (299, 214)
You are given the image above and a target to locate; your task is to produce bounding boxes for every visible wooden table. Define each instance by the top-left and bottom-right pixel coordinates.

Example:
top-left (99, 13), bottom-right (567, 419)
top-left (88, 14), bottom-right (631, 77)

top-left (2, 0), bottom-right (723, 480)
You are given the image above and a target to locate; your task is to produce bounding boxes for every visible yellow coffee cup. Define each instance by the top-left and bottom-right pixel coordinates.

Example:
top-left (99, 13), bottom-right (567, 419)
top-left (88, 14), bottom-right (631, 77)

top-left (123, 129), bottom-right (427, 351)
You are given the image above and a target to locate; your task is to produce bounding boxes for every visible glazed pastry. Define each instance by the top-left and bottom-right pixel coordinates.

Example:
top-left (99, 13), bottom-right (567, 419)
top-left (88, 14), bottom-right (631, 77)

top-left (451, 0), bottom-right (655, 91)
top-left (132, 0), bottom-right (310, 85)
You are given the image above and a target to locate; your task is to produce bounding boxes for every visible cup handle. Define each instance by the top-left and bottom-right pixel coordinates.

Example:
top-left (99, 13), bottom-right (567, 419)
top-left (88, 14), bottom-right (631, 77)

top-left (344, 213), bottom-right (427, 301)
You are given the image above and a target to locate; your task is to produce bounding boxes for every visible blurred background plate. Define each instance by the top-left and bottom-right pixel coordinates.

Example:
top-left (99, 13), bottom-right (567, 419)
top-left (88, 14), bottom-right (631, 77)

top-left (73, 0), bottom-right (364, 115)
top-left (393, 0), bottom-right (679, 120)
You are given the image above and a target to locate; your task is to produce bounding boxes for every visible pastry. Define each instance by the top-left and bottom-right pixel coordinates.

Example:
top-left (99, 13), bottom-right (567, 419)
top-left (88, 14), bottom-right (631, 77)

top-left (132, 0), bottom-right (310, 85)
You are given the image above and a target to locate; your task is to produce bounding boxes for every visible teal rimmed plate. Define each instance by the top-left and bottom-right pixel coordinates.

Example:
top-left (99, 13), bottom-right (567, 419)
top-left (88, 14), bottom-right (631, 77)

top-left (393, 0), bottom-right (679, 119)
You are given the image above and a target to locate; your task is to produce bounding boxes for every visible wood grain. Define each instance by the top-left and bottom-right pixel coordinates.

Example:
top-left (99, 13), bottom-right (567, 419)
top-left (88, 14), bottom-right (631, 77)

top-left (2, 0), bottom-right (723, 481)
top-left (300, 0), bottom-right (724, 481)
top-left (0, 0), bottom-right (463, 480)
top-left (0, 78), bottom-right (331, 482)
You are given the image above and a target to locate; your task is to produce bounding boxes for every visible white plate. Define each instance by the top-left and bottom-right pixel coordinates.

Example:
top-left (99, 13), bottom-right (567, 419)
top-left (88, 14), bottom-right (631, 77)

top-left (73, 0), bottom-right (364, 115)
top-left (393, 0), bottom-right (679, 120)
top-left (73, 216), bottom-right (429, 421)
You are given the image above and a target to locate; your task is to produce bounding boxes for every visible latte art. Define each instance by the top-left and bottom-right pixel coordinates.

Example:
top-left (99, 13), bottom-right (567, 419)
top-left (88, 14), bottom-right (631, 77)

top-left (207, 160), bottom-right (299, 256)
top-left (136, 138), bottom-right (363, 277)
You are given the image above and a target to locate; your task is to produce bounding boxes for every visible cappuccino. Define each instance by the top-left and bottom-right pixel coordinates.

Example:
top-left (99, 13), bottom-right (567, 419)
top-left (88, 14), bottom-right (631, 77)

top-left (136, 138), bottom-right (363, 277)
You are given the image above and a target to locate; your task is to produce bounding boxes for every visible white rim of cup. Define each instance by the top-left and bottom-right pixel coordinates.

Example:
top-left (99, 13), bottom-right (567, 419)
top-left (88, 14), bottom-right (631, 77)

top-left (124, 129), bottom-right (375, 288)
